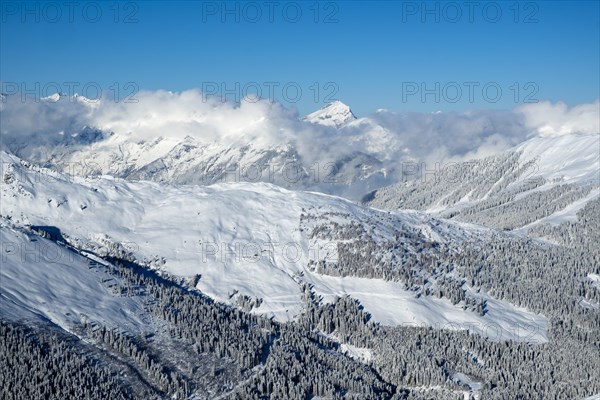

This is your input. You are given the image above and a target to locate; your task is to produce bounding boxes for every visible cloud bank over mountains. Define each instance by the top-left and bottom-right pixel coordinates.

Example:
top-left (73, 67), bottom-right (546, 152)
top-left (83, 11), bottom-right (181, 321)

top-left (1, 89), bottom-right (598, 168)
top-left (517, 100), bottom-right (600, 137)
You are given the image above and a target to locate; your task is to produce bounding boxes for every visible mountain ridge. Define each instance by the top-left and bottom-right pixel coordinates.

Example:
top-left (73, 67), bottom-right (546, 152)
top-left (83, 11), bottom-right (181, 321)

top-left (364, 133), bottom-right (600, 231)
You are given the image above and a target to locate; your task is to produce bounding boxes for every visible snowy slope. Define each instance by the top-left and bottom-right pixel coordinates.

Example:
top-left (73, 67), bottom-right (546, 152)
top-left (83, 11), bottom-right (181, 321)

top-left (0, 225), bottom-right (146, 333)
top-left (1, 151), bottom-right (547, 341)
top-left (512, 133), bottom-right (599, 185)
top-left (365, 133), bottom-right (600, 230)
top-left (495, 133), bottom-right (599, 228)
top-left (306, 274), bottom-right (547, 342)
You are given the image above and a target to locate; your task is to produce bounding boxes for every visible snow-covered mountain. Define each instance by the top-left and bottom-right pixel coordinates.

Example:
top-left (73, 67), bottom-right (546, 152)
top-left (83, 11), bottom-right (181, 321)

top-left (35, 133), bottom-right (393, 198)
top-left (364, 133), bottom-right (600, 231)
top-left (303, 100), bottom-right (357, 127)
top-left (2, 144), bottom-right (599, 398)
top-left (1, 95), bottom-right (399, 199)
top-left (5, 92), bottom-right (596, 205)
top-left (0, 150), bottom-right (548, 342)
top-left (2, 94), bottom-right (599, 399)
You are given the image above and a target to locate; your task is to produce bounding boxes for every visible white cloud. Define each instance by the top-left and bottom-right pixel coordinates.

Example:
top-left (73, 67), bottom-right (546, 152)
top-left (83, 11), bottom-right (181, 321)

top-left (517, 100), bottom-right (600, 137)
top-left (1, 90), bottom-right (597, 171)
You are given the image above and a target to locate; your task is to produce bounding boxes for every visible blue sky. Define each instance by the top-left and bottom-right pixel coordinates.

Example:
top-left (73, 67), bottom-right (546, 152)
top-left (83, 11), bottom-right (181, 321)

top-left (1, 1), bottom-right (599, 115)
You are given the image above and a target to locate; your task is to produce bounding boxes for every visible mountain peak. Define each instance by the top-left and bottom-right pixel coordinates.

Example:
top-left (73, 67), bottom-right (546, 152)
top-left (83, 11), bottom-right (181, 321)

top-left (40, 92), bottom-right (97, 105)
top-left (304, 100), bottom-right (357, 127)
top-left (41, 92), bottom-right (68, 102)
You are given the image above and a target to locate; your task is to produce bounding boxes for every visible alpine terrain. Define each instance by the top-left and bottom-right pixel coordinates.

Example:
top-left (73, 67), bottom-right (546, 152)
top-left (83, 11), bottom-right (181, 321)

top-left (1, 94), bottom-right (599, 400)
